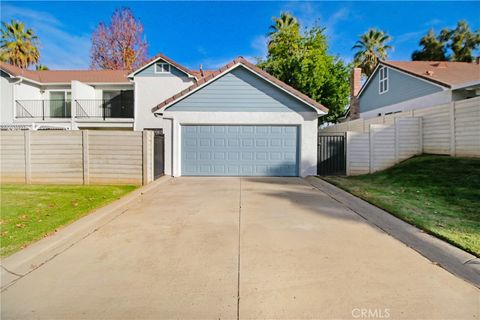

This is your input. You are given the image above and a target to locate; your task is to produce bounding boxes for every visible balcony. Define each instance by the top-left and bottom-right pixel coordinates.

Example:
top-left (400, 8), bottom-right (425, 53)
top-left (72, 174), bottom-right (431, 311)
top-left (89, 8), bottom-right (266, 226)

top-left (75, 99), bottom-right (134, 119)
top-left (15, 99), bottom-right (134, 120)
top-left (16, 100), bottom-right (71, 119)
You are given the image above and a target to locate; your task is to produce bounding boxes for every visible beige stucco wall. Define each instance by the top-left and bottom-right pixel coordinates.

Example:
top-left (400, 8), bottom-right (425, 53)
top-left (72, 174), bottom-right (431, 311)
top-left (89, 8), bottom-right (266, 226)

top-left (133, 76), bottom-right (194, 131)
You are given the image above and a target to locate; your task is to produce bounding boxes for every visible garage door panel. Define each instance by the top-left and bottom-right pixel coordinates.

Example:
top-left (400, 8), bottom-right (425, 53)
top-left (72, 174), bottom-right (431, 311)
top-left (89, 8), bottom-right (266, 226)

top-left (181, 125), bottom-right (298, 176)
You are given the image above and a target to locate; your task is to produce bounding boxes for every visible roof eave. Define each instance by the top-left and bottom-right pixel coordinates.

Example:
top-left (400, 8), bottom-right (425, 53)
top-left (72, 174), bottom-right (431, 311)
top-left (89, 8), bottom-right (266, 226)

top-left (128, 55), bottom-right (197, 79)
top-left (152, 60), bottom-right (328, 114)
top-left (451, 79), bottom-right (480, 90)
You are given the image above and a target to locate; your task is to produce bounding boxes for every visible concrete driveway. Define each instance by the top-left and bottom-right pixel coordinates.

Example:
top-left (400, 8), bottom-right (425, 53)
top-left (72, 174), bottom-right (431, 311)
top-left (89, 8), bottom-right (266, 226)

top-left (1, 177), bottom-right (478, 319)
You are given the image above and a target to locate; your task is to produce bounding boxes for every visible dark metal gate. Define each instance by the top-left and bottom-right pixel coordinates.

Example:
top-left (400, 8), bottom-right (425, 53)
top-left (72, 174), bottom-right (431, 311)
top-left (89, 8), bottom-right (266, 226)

top-left (317, 134), bottom-right (346, 176)
top-left (153, 130), bottom-right (165, 179)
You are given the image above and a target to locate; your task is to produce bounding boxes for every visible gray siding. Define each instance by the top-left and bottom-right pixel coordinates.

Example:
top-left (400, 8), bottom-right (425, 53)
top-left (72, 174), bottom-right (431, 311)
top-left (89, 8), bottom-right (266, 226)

top-left (167, 66), bottom-right (312, 112)
top-left (359, 66), bottom-right (443, 112)
top-left (136, 60), bottom-right (189, 78)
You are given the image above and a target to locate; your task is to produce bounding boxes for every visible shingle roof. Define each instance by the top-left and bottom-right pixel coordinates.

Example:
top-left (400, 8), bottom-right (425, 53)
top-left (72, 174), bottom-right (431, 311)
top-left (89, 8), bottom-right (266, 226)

top-left (151, 57), bottom-right (329, 113)
top-left (383, 61), bottom-right (480, 87)
top-left (0, 62), bottom-right (130, 83)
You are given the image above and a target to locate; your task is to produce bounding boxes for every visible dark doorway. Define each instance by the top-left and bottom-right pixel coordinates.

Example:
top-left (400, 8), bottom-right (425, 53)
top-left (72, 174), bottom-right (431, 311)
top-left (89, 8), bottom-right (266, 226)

top-left (152, 130), bottom-right (165, 179)
top-left (317, 134), bottom-right (346, 176)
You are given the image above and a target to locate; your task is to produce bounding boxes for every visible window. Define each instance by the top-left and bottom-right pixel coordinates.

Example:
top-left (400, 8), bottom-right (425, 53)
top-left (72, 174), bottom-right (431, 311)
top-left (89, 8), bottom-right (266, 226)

top-left (155, 62), bottom-right (171, 73)
top-left (49, 91), bottom-right (71, 117)
top-left (379, 66), bottom-right (388, 94)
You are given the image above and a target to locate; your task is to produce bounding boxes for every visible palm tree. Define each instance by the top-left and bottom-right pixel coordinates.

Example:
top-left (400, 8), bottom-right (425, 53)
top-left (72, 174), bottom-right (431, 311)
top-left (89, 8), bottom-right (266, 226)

top-left (412, 29), bottom-right (448, 61)
top-left (352, 29), bottom-right (393, 77)
top-left (35, 64), bottom-right (49, 70)
top-left (0, 20), bottom-right (40, 68)
top-left (268, 12), bottom-right (299, 36)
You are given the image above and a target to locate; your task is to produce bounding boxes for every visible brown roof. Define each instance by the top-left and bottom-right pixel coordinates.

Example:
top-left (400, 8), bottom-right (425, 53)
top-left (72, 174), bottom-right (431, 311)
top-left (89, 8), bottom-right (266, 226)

top-left (383, 61), bottom-right (480, 87)
top-left (151, 57), bottom-right (328, 113)
top-left (0, 62), bottom-right (130, 83)
top-left (190, 69), bottom-right (216, 78)
top-left (130, 53), bottom-right (197, 78)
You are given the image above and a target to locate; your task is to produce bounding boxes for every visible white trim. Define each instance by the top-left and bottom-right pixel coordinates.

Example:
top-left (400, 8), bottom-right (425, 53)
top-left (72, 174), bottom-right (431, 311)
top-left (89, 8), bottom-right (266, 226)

top-left (451, 79), bottom-right (480, 90)
top-left (357, 62), bottom-right (448, 98)
top-left (378, 66), bottom-right (389, 94)
top-left (155, 62), bottom-right (326, 115)
top-left (154, 62), bottom-right (171, 74)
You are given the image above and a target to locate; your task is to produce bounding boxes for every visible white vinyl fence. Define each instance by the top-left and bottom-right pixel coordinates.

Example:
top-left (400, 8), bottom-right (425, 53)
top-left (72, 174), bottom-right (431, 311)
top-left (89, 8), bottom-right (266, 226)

top-left (0, 130), bottom-right (154, 185)
top-left (320, 97), bottom-right (480, 175)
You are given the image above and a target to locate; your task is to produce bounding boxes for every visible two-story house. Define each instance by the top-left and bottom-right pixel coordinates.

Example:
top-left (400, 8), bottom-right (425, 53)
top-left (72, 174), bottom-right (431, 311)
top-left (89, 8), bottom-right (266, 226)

top-left (0, 54), bottom-right (205, 131)
top-left (1, 54), bottom-right (328, 177)
top-left (350, 60), bottom-right (480, 119)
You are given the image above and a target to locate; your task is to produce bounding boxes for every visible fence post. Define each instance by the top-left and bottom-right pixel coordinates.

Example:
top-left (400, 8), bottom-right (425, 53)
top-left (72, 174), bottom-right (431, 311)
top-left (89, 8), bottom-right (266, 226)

top-left (24, 131), bottom-right (31, 184)
top-left (82, 130), bottom-right (89, 185)
top-left (345, 132), bottom-right (350, 176)
top-left (394, 118), bottom-right (399, 163)
top-left (142, 131), bottom-right (148, 185)
top-left (418, 117), bottom-right (423, 155)
top-left (450, 101), bottom-right (456, 156)
top-left (369, 125), bottom-right (374, 173)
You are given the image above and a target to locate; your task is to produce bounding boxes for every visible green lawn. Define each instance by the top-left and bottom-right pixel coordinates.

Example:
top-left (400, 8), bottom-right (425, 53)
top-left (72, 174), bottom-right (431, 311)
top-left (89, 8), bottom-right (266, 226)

top-left (0, 184), bottom-right (136, 257)
top-left (322, 155), bottom-right (480, 257)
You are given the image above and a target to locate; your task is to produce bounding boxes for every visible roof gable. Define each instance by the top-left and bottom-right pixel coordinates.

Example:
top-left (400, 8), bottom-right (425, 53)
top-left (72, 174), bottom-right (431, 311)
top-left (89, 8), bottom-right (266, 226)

top-left (358, 60), bottom-right (480, 98)
top-left (166, 66), bottom-right (314, 113)
top-left (151, 57), bottom-right (328, 114)
top-left (384, 61), bottom-right (480, 87)
top-left (128, 53), bottom-right (196, 78)
top-left (357, 62), bottom-right (446, 98)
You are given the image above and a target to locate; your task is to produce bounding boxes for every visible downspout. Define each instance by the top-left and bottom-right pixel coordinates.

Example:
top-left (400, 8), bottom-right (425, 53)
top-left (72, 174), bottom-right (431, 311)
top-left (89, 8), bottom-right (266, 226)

top-left (11, 77), bottom-right (22, 123)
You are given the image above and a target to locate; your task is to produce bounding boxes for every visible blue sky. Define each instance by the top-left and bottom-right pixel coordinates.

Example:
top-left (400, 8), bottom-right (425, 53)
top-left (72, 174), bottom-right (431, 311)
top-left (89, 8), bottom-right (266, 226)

top-left (1, 1), bottom-right (479, 70)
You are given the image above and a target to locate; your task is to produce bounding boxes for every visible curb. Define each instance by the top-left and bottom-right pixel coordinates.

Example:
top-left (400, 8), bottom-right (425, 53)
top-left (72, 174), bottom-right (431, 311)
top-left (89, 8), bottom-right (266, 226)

top-left (305, 176), bottom-right (480, 288)
top-left (0, 176), bottom-right (172, 290)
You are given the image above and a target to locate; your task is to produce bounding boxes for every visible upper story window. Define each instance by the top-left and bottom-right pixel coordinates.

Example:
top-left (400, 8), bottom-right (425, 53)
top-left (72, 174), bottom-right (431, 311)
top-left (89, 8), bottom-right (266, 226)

top-left (379, 66), bottom-right (389, 94)
top-left (155, 62), bottom-right (171, 74)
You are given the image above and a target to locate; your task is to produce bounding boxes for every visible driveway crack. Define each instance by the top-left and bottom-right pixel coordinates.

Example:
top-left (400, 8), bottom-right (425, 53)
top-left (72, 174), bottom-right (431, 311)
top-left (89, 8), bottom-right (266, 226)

top-left (0, 265), bottom-right (24, 277)
top-left (236, 177), bottom-right (242, 320)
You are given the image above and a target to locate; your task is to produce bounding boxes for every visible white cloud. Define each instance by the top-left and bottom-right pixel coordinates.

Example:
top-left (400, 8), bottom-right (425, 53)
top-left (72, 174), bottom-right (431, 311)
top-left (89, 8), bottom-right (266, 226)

top-left (280, 2), bottom-right (354, 41)
top-left (1, 3), bottom-right (91, 69)
top-left (424, 18), bottom-right (442, 27)
top-left (250, 35), bottom-right (268, 60)
top-left (394, 31), bottom-right (424, 45)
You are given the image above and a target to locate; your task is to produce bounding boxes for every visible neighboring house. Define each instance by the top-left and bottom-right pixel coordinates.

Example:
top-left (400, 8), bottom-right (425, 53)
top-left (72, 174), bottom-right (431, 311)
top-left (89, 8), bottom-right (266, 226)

top-left (0, 54), bottom-right (328, 177)
top-left (350, 60), bottom-right (480, 119)
top-left (1, 63), bottom-right (134, 130)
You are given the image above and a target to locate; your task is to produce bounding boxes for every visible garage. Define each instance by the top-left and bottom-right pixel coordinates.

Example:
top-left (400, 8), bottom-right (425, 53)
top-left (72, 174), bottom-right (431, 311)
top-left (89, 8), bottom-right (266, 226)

top-left (152, 57), bottom-right (329, 177)
top-left (181, 125), bottom-right (298, 176)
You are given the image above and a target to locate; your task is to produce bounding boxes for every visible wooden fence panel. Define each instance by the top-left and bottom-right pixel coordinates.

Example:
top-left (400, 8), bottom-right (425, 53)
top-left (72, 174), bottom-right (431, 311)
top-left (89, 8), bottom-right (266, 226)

top-left (413, 104), bottom-right (451, 155)
top-left (88, 131), bottom-right (143, 185)
top-left (454, 98), bottom-right (480, 157)
top-left (397, 117), bottom-right (422, 160)
top-left (346, 131), bottom-right (370, 176)
top-left (0, 130), bottom-right (154, 185)
top-left (347, 119), bottom-right (364, 132)
top-left (0, 131), bottom-right (26, 183)
top-left (370, 124), bottom-right (396, 172)
top-left (30, 131), bottom-right (83, 184)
